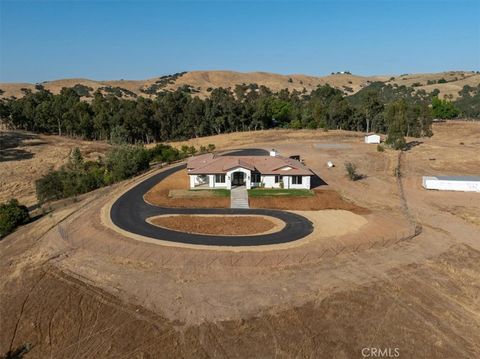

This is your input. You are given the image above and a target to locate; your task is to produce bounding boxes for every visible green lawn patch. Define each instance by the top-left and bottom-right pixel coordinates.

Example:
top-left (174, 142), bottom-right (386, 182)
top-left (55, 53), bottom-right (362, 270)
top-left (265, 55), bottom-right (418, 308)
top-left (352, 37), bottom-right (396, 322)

top-left (191, 189), bottom-right (231, 197)
top-left (169, 189), bottom-right (230, 198)
top-left (248, 188), bottom-right (314, 197)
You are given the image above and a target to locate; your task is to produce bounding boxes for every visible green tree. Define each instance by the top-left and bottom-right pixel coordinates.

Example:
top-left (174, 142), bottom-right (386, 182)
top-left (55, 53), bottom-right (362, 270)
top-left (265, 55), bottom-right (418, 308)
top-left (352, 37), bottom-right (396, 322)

top-left (431, 97), bottom-right (459, 119)
top-left (385, 100), bottom-right (407, 150)
top-left (0, 199), bottom-right (30, 238)
top-left (104, 146), bottom-right (150, 183)
top-left (69, 147), bottom-right (84, 170)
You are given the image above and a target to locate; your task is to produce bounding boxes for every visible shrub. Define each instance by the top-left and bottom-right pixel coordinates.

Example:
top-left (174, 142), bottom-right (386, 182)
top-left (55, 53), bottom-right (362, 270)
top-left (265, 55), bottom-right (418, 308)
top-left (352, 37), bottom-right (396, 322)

top-left (148, 144), bottom-right (183, 163)
top-left (377, 144), bottom-right (385, 152)
top-left (207, 144), bottom-right (216, 152)
top-left (387, 136), bottom-right (406, 150)
top-left (0, 199), bottom-right (30, 238)
top-left (36, 145), bottom-right (151, 203)
top-left (105, 146), bottom-right (150, 183)
top-left (345, 162), bottom-right (361, 181)
top-left (36, 170), bottom-right (65, 203)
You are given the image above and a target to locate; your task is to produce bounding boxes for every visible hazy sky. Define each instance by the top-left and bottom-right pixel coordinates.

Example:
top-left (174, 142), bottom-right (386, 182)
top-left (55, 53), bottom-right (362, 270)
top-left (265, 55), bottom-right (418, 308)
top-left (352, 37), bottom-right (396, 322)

top-left (0, 0), bottom-right (479, 83)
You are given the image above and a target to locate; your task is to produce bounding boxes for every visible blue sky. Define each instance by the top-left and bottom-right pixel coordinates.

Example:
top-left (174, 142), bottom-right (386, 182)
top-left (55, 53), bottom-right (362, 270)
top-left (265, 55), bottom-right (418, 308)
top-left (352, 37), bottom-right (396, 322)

top-left (0, 0), bottom-right (479, 83)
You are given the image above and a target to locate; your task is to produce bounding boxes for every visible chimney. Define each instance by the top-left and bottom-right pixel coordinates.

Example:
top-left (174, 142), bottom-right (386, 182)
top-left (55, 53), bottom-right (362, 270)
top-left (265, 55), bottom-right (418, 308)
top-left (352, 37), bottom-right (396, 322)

top-left (269, 149), bottom-right (278, 157)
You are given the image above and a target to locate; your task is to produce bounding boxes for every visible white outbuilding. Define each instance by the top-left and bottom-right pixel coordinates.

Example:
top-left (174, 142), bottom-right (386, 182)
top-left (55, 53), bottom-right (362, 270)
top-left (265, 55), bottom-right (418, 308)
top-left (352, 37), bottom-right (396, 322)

top-left (422, 176), bottom-right (480, 192)
top-left (364, 133), bottom-right (381, 144)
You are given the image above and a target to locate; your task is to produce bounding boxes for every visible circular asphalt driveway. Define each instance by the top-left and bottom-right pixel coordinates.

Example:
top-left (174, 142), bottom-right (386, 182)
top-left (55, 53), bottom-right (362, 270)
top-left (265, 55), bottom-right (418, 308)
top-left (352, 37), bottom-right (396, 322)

top-left (110, 149), bottom-right (314, 246)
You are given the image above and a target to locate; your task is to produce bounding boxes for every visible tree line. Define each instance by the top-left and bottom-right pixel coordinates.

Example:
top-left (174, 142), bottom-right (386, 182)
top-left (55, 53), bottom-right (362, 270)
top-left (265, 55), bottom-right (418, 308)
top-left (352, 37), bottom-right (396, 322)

top-left (35, 143), bottom-right (214, 203)
top-left (3, 80), bottom-right (475, 145)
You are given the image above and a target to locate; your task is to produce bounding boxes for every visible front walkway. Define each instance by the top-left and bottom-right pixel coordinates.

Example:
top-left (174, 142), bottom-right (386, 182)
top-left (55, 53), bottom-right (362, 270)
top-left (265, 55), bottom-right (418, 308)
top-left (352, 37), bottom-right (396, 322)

top-left (230, 186), bottom-right (249, 209)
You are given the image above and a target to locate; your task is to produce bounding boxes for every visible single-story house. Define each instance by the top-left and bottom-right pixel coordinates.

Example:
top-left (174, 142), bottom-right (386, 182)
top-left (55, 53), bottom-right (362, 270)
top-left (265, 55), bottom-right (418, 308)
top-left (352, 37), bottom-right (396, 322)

top-left (187, 151), bottom-right (314, 190)
top-left (422, 176), bottom-right (480, 192)
top-left (364, 133), bottom-right (381, 144)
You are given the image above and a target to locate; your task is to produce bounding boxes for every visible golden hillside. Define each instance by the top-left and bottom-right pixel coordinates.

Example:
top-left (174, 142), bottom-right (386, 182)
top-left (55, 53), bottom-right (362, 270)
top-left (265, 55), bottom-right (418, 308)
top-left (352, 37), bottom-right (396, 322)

top-left (0, 70), bottom-right (478, 100)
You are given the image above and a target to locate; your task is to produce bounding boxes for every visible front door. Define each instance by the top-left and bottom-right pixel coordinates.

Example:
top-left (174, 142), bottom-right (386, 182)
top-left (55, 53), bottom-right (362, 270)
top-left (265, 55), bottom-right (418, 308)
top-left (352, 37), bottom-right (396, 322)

top-left (232, 172), bottom-right (245, 186)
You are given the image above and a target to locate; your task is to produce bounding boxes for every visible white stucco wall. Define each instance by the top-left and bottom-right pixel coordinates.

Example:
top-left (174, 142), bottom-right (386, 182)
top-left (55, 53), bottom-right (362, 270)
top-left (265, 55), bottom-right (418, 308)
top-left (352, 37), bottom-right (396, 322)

top-left (226, 167), bottom-right (252, 189)
top-left (261, 175), bottom-right (311, 189)
top-left (189, 174), bottom-right (209, 188)
top-left (190, 171), bottom-right (311, 189)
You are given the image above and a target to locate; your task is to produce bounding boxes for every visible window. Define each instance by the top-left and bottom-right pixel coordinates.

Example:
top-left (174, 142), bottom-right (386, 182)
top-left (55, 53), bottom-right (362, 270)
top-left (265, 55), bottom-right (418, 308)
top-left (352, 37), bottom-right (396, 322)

top-left (275, 175), bottom-right (283, 183)
top-left (292, 176), bottom-right (303, 185)
top-left (215, 174), bottom-right (226, 183)
top-left (251, 173), bottom-right (261, 183)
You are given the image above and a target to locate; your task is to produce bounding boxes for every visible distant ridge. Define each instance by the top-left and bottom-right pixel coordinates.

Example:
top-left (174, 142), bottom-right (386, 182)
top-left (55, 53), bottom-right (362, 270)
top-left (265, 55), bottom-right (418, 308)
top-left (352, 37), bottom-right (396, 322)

top-left (1, 70), bottom-right (478, 100)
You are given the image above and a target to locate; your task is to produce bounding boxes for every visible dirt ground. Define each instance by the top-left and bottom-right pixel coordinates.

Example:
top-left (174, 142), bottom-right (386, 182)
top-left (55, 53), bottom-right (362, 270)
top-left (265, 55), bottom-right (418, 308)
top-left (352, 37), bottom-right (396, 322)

top-left (149, 215), bottom-right (280, 236)
top-left (251, 189), bottom-right (371, 213)
top-left (1, 121), bottom-right (480, 358)
top-left (144, 169), bottom-right (230, 208)
top-left (0, 131), bottom-right (110, 207)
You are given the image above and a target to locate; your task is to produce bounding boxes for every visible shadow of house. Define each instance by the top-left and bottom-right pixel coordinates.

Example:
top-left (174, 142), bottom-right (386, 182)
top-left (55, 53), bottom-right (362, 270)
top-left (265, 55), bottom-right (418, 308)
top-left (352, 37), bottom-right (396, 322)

top-left (311, 173), bottom-right (328, 188)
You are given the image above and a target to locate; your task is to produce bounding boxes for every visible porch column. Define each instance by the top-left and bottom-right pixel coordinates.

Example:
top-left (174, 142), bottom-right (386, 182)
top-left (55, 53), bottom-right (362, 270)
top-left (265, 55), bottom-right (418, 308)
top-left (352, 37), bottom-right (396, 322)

top-left (226, 174), bottom-right (232, 190)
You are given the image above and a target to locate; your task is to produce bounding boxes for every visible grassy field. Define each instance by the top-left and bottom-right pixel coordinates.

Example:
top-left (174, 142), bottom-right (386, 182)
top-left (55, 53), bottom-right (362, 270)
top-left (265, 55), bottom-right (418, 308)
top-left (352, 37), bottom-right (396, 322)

top-left (248, 188), bottom-right (314, 197)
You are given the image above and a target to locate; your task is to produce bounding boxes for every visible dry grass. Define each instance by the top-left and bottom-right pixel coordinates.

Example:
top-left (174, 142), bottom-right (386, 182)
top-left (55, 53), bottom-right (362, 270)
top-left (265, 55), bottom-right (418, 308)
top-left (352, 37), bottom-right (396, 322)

top-left (2, 122), bottom-right (480, 358)
top-left (149, 215), bottom-right (279, 235)
top-left (0, 131), bottom-right (110, 206)
top-left (386, 71), bottom-right (479, 99)
top-left (166, 128), bottom-right (362, 152)
top-left (2, 70), bottom-right (475, 100)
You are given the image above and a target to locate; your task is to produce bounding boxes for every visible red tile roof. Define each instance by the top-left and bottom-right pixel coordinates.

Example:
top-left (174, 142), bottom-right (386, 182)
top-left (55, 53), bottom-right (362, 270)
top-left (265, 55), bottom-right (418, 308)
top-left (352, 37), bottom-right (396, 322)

top-left (187, 155), bottom-right (313, 176)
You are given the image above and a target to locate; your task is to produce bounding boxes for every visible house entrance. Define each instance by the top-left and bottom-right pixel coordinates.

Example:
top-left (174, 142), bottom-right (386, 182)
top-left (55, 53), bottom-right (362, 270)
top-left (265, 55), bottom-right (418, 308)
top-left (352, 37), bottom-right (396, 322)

top-left (232, 171), bottom-right (246, 186)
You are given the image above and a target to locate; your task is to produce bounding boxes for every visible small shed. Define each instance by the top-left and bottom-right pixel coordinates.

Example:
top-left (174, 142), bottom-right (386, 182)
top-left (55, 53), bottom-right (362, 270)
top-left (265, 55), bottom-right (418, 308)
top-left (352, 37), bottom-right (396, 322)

top-left (422, 176), bottom-right (480, 192)
top-left (364, 134), bottom-right (381, 144)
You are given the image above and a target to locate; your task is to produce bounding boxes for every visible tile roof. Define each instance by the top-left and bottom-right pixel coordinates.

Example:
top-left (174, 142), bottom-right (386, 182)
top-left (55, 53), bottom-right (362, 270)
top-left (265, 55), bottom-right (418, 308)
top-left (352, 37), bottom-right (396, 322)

top-left (187, 154), bottom-right (313, 176)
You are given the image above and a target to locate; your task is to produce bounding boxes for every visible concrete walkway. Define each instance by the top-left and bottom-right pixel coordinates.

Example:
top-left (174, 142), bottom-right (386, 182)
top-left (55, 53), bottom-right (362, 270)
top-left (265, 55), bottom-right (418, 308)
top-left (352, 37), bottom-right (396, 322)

top-left (230, 186), bottom-right (249, 209)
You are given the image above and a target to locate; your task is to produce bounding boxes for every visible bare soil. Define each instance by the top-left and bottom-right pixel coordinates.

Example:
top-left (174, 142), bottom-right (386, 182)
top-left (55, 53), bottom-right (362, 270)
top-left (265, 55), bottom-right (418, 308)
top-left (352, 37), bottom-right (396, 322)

top-left (149, 215), bottom-right (279, 236)
top-left (144, 169), bottom-right (230, 208)
top-left (1, 121), bottom-right (480, 358)
top-left (251, 189), bottom-right (371, 213)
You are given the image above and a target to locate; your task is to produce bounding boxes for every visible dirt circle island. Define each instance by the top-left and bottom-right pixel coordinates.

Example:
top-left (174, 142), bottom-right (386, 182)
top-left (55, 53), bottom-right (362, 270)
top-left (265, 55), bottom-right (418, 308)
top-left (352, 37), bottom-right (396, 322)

top-left (148, 214), bottom-right (285, 236)
top-left (108, 149), bottom-right (316, 247)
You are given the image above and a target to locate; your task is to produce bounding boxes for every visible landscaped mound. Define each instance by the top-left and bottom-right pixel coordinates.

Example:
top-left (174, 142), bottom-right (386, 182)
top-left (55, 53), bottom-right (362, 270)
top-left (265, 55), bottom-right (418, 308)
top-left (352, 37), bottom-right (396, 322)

top-left (249, 189), bottom-right (370, 213)
top-left (148, 215), bottom-right (283, 236)
top-left (144, 170), bottom-right (230, 208)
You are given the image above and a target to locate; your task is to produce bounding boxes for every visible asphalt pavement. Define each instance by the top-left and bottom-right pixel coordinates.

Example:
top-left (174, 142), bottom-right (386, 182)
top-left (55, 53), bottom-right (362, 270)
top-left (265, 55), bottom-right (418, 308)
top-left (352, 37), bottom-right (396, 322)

top-left (110, 149), bottom-right (314, 246)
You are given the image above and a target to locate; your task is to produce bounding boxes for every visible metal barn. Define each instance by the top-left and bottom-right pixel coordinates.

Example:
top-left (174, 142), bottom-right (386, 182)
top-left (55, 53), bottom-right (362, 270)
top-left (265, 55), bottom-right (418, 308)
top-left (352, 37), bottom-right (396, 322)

top-left (422, 176), bottom-right (480, 192)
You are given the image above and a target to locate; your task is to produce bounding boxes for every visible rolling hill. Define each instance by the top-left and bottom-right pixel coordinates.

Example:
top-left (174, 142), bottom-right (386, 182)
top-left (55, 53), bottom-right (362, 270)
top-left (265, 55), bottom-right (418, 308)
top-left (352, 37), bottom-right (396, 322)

top-left (0, 70), bottom-right (478, 100)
